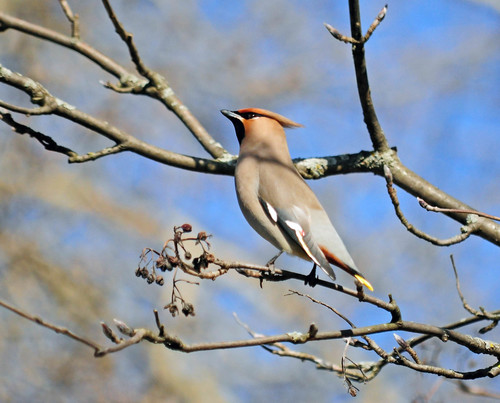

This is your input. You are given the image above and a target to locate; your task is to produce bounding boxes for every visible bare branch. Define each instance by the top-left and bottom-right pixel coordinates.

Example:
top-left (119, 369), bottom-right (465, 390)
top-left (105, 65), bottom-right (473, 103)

top-left (450, 255), bottom-right (499, 331)
top-left (419, 197), bottom-right (500, 222)
top-left (100, 0), bottom-right (228, 158)
top-left (0, 111), bottom-right (77, 157)
top-left (138, 225), bottom-right (403, 319)
top-left (393, 333), bottom-right (421, 364)
top-left (101, 0), bottom-right (151, 79)
top-left (0, 299), bottom-right (102, 353)
top-left (457, 381), bottom-right (500, 399)
top-left (2, 269), bottom-right (499, 382)
top-left (0, 100), bottom-right (55, 115)
top-left (0, 65), bottom-right (233, 173)
top-left (362, 4), bottom-right (388, 43)
top-left (323, 1), bottom-right (500, 247)
top-left (58, 0), bottom-right (80, 38)
top-left (383, 165), bottom-right (478, 246)
top-left (0, 10), bottom-right (228, 159)
top-left (323, 4), bottom-right (387, 45)
top-left (0, 11), bottom-right (131, 78)
top-left (388, 156), bottom-right (500, 247)
top-left (1, 5), bottom-right (500, 250)
top-left (134, 226), bottom-right (500, 375)
top-left (325, 1), bottom-right (389, 151)
top-left (286, 290), bottom-right (355, 327)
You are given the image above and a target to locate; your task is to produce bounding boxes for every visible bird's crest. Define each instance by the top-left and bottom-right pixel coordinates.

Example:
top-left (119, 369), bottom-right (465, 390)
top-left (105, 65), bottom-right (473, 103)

top-left (237, 108), bottom-right (303, 129)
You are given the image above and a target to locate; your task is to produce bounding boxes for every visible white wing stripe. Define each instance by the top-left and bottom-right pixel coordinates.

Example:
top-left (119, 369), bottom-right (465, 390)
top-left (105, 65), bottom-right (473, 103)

top-left (284, 220), bottom-right (322, 267)
top-left (265, 201), bottom-right (279, 223)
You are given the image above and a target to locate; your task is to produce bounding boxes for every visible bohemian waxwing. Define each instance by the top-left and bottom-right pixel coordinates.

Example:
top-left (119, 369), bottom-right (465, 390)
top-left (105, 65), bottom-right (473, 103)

top-left (221, 108), bottom-right (372, 291)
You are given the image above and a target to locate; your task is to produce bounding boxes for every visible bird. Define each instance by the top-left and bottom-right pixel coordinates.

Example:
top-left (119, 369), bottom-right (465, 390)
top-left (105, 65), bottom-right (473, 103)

top-left (221, 107), bottom-right (373, 291)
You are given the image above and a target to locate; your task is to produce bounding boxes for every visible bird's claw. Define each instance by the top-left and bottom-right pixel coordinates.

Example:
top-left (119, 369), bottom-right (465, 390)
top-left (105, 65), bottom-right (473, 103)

top-left (304, 264), bottom-right (318, 287)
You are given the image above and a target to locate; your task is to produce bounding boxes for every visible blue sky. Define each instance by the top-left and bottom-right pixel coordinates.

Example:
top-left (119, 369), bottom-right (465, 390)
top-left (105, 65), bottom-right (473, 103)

top-left (1, 0), bottom-right (499, 401)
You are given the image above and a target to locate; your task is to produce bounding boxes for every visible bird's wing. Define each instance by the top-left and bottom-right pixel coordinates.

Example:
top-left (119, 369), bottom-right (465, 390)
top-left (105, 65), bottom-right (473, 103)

top-left (259, 196), bottom-right (337, 281)
top-left (257, 163), bottom-right (373, 290)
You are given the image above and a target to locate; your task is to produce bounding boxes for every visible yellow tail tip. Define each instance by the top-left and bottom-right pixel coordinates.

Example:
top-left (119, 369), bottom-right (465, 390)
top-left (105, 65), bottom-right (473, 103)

top-left (355, 274), bottom-right (374, 291)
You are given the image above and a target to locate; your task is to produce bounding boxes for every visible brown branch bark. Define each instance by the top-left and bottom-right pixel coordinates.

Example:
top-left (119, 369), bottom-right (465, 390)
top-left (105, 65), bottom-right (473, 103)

top-left (0, 10), bottom-right (227, 159)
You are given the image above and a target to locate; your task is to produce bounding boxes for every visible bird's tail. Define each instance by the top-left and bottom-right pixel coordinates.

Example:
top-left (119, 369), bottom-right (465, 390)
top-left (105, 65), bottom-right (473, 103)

top-left (320, 246), bottom-right (373, 291)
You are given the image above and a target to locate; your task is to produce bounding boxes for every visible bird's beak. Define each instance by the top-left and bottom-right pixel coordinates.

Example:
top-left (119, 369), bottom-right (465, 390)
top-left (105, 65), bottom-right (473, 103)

top-left (220, 109), bottom-right (242, 121)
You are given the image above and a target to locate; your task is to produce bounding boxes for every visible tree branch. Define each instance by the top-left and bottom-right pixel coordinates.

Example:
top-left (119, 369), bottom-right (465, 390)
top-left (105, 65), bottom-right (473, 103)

top-left (0, 9), bottom-right (228, 159)
top-left (324, 2), bottom-right (500, 247)
top-left (1, 223), bottom-right (499, 383)
top-left (325, 3), bottom-right (389, 152)
top-left (57, 0), bottom-right (80, 38)
top-left (0, 65), bottom-right (233, 172)
top-left (383, 165), bottom-right (478, 246)
top-left (419, 198), bottom-right (500, 222)
top-left (0, 111), bottom-right (77, 158)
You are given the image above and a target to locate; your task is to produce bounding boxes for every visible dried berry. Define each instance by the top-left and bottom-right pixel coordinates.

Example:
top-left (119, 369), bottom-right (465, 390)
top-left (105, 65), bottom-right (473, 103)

top-left (181, 223), bottom-right (192, 233)
top-left (167, 255), bottom-right (179, 267)
top-left (192, 257), bottom-right (200, 272)
top-left (165, 303), bottom-right (178, 317)
top-left (181, 302), bottom-right (195, 317)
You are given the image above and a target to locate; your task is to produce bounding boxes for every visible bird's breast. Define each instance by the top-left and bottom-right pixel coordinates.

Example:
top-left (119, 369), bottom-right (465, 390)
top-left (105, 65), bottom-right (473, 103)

top-left (234, 156), bottom-right (294, 253)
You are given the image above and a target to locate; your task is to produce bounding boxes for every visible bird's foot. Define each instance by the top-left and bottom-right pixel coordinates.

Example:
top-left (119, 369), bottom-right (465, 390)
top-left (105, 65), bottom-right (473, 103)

top-left (304, 264), bottom-right (318, 287)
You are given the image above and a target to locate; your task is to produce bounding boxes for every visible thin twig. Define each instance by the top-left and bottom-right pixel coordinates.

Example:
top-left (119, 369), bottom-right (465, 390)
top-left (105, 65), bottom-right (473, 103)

top-left (0, 100), bottom-right (55, 115)
top-left (383, 165), bottom-right (477, 246)
top-left (101, 0), bottom-right (150, 79)
top-left (0, 299), bottom-right (102, 353)
top-left (456, 381), bottom-right (500, 399)
top-left (451, 254), bottom-right (479, 316)
top-left (450, 255), bottom-right (499, 331)
top-left (342, 337), bottom-right (362, 396)
top-left (362, 4), bottom-right (388, 42)
top-left (0, 111), bottom-right (77, 157)
top-left (418, 197), bottom-right (500, 222)
top-left (68, 144), bottom-right (126, 163)
top-left (393, 333), bottom-right (421, 364)
top-left (233, 313), bottom-right (367, 381)
top-left (58, 0), bottom-right (80, 38)
top-left (286, 290), bottom-right (355, 327)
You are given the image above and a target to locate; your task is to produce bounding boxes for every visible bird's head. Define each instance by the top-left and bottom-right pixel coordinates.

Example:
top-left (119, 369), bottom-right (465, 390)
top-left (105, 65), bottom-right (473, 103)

top-left (221, 108), bottom-right (303, 144)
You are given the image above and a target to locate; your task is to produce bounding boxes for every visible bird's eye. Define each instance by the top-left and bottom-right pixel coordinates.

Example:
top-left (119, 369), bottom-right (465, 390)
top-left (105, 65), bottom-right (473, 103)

top-left (241, 112), bottom-right (259, 120)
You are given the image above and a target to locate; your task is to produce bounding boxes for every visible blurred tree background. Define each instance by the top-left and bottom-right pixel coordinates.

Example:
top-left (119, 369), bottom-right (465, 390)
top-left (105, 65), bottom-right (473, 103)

top-left (0, 0), bottom-right (499, 402)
